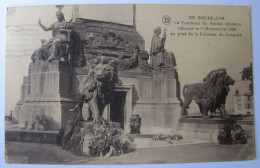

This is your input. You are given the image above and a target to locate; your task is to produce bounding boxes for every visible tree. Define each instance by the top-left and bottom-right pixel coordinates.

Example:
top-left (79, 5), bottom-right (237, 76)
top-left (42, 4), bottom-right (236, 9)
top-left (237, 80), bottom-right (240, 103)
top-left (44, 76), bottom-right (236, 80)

top-left (241, 62), bottom-right (253, 92)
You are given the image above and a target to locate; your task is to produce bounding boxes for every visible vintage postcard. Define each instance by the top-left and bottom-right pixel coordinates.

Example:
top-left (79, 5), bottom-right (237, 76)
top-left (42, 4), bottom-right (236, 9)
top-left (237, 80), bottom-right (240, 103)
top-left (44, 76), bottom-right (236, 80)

top-left (5, 4), bottom-right (255, 164)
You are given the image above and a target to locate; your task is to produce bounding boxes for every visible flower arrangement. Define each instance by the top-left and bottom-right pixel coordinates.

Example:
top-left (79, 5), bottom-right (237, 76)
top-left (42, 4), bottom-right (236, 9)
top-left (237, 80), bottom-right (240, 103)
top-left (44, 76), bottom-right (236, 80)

top-left (88, 123), bottom-right (131, 157)
top-left (152, 134), bottom-right (183, 141)
top-left (218, 119), bottom-right (248, 144)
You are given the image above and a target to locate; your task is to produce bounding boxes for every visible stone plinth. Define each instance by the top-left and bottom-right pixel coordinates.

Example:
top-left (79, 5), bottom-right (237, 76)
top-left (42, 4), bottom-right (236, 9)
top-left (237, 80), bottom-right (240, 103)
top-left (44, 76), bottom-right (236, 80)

top-left (177, 118), bottom-right (254, 141)
top-left (12, 76), bottom-right (31, 124)
top-left (59, 121), bottom-right (95, 156)
top-left (18, 61), bottom-right (77, 130)
top-left (118, 71), bottom-right (181, 134)
top-left (177, 118), bottom-right (225, 141)
top-left (5, 129), bottom-right (58, 144)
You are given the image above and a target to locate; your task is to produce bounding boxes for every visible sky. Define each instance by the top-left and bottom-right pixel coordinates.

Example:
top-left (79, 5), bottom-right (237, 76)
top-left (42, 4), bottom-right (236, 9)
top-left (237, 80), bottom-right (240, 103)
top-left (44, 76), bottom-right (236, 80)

top-left (5, 4), bottom-right (252, 115)
top-left (6, 5), bottom-right (133, 26)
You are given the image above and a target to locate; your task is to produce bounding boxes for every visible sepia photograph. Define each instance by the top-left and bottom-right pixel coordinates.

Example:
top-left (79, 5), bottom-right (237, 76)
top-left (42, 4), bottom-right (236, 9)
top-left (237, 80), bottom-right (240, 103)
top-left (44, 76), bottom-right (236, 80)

top-left (2, 2), bottom-right (258, 166)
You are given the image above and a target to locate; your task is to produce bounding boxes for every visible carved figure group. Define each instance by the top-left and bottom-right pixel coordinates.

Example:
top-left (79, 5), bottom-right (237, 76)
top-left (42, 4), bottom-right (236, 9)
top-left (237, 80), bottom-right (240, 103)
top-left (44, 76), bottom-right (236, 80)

top-left (33, 16), bottom-right (177, 73)
top-left (181, 68), bottom-right (235, 118)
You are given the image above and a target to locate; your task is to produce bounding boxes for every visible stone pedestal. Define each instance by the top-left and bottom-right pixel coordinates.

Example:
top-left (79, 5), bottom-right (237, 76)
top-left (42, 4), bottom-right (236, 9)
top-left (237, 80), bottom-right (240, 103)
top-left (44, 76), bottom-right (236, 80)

top-left (12, 76), bottom-right (31, 124)
top-left (18, 61), bottom-right (76, 130)
top-left (177, 118), bottom-right (225, 142)
top-left (118, 71), bottom-right (181, 134)
top-left (59, 121), bottom-right (95, 156)
top-left (177, 117), bottom-right (254, 141)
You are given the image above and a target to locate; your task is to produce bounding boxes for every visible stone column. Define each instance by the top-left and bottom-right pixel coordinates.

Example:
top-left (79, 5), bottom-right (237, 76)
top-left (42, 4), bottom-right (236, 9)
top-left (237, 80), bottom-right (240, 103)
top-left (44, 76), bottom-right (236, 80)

top-left (72, 5), bottom-right (79, 22)
top-left (133, 4), bottom-right (136, 30)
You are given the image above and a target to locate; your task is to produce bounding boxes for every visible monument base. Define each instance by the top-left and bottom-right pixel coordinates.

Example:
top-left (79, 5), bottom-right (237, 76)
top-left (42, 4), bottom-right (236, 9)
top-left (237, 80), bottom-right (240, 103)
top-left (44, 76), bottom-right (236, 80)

top-left (177, 118), bottom-right (254, 141)
top-left (18, 61), bottom-right (76, 130)
top-left (5, 129), bottom-right (59, 144)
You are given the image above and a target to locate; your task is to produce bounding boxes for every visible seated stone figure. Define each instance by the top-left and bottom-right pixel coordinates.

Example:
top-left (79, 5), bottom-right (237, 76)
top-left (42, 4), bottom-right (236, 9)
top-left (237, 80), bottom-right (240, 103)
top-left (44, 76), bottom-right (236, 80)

top-left (150, 27), bottom-right (176, 71)
top-left (37, 10), bottom-right (71, 62)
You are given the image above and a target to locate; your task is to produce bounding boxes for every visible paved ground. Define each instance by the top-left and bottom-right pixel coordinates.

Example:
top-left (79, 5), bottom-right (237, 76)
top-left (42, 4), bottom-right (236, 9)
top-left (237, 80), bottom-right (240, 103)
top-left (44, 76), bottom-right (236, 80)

top-left (5, 138), bottom-right (255, 165)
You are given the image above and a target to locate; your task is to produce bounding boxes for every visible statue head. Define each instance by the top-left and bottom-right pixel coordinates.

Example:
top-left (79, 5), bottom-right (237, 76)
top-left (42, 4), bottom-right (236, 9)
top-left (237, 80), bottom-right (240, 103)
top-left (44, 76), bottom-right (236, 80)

top-left (153, 27), bottom-right (161, 35)
top-left (56, 10), bottom-right (65, 21)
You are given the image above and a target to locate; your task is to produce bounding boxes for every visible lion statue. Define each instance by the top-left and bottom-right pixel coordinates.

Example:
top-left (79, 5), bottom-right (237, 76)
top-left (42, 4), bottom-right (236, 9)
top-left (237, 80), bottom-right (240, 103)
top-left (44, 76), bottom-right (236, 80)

top-left (181, 68), bottom-right (235, 119)
top-left (71, 56), bottom-right (121, 123)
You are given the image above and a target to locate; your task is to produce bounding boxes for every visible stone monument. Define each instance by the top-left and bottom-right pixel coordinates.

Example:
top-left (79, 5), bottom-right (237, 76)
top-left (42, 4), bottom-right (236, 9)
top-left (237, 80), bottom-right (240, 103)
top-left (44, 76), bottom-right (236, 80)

top-left (11, 6), bottom-right (181, 139)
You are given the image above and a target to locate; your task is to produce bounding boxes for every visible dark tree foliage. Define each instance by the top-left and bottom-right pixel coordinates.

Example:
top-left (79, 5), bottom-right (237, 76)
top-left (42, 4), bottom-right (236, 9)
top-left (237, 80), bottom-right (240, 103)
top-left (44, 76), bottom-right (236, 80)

top-left (241, 62), bottom-right (253, 92)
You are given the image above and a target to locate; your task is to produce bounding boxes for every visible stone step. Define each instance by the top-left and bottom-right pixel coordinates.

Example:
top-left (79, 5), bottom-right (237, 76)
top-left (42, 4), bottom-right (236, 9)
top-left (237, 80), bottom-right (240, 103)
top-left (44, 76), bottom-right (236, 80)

top-left (131, 136), bottom-right (210, 149)
top-left (5, 129), bottom-right (59, 144)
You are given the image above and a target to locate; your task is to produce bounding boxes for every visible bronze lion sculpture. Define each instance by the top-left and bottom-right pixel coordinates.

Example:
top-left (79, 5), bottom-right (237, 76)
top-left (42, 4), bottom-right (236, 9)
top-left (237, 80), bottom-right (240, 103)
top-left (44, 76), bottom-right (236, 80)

top-left (71, 56), bottom-right (121, 123)
top-left (181, 68), bottom-right (235, 119)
